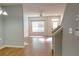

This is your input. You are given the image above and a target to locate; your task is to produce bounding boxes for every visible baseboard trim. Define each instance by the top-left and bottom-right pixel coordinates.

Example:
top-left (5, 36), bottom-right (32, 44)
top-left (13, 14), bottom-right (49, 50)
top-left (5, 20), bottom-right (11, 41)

top-left (0, 46), bottom-right (5, 49)
top-left (5, 45), bottom-right (24, 48)
top-left (0, 45), bottom-right (24, 49)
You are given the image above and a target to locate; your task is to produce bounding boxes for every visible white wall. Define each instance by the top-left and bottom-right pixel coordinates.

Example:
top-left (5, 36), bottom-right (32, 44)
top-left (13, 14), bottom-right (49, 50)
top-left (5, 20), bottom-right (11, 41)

top-left (23, 16), bottom-right (29, 37)
top-left (4, 5), bottom-right (24, 47)
top-left (0, 15), bottom-right (4, 48)
top-left (62, 4), bottom-right (79, 56)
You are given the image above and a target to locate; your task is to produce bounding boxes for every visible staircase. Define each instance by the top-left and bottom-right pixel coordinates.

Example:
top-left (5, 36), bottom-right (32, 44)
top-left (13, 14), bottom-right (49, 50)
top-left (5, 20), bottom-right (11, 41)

top-left (52, 26), bottom-right (63, 56)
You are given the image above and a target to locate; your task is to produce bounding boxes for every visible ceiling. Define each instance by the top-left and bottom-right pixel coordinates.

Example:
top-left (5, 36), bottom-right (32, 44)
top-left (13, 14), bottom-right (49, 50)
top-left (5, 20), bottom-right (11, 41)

top-left (0, 3), bottom-right (66, 17)
top-left (23, 3), bottom-right (66, 17)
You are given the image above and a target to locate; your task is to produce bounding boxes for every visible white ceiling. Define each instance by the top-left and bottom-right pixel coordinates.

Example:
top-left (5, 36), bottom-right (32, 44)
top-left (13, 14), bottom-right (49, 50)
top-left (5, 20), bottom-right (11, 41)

top-left (0, 3), bottom-right (66, 17)
top-left (23, 3), bottom-right (66, 17)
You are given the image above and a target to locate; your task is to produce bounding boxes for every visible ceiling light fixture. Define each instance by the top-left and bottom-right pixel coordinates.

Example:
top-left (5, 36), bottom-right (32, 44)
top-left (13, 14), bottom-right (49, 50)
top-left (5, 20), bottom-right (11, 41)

top-left (2, 11), bottom-right (8, 15)
top-left (0, 7), bottom-right (8, 16)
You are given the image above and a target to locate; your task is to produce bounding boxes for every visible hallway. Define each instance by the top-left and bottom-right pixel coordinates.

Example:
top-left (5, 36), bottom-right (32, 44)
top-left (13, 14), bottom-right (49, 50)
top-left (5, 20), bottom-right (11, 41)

top-left (0, 3), bottom-right (65, 56)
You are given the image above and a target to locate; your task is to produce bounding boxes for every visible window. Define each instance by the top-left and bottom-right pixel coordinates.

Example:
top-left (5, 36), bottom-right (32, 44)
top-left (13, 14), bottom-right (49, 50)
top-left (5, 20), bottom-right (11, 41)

top-left (52, 22), bottom-right (58, 29)
top-left (32, 21), bottom-right (45, 32)
top-left (52, 18), bottom-right (59, 29)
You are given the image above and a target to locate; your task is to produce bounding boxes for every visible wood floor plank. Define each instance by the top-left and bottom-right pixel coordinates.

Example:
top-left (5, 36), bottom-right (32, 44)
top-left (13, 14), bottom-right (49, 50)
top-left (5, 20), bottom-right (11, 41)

top-left (0, 47), bottom-right (24, 56)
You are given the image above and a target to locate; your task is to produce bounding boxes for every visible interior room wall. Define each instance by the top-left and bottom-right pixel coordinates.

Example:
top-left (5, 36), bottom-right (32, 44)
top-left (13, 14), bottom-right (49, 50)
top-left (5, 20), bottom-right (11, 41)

top-left (62, 4), bottom-right (79, 56)
top-left (23, 5), bottom-right (30, 37)
top-left (3, 5), bottom-right (24, 47)
top-left (23, 15), bottom-right (29, 37)
top-left (0, 14), bottom-right (4, 48)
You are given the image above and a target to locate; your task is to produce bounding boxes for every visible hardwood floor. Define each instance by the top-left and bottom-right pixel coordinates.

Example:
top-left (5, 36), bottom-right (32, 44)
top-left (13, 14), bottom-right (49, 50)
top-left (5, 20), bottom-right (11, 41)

top-left (24, 36), bottom-right (52, 56)
top-left (0, 36), bottom-right (52, 56)
top-left (0, 47), bottom-right (24, 56)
